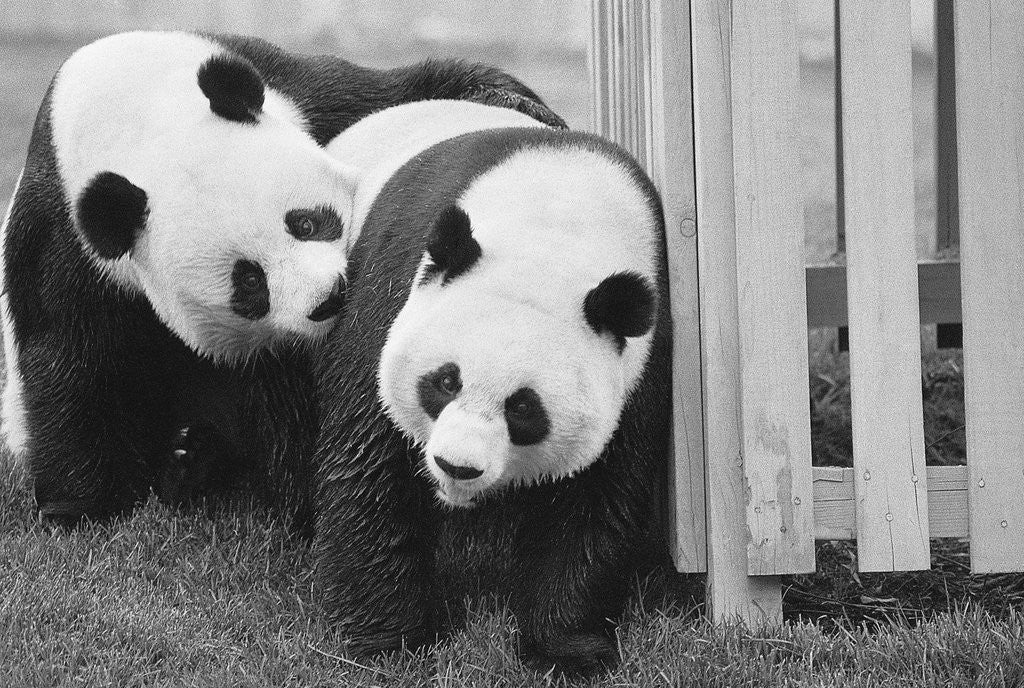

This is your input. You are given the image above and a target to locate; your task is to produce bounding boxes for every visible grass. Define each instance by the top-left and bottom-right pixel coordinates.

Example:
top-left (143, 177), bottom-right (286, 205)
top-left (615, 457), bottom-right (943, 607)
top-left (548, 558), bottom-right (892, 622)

top-left (3, 459), bottom-right (1024, 688)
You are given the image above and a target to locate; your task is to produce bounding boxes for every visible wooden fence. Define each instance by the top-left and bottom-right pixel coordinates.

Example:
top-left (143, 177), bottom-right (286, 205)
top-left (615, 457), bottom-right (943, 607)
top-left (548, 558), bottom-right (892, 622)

top-left (591, 0), bottom-right (1024, 622)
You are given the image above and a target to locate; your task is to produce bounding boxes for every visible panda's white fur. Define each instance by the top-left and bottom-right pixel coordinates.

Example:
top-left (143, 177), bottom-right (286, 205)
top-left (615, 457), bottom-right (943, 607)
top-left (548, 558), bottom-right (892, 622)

top-left (50, 31), bottom-right (358, 361)
top-left (1, 170), bottom-right (28, 459)
top-left (326, 101), bottom-right (660, 508)
top-left (328, 99), bottom-right (544, 249)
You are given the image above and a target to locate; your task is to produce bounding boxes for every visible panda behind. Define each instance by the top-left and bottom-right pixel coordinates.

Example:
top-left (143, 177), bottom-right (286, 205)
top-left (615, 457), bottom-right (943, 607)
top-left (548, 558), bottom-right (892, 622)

top-left (314, 101), bottom-right (670, 674)
top-left (1, 32), bottom-right (565, 525)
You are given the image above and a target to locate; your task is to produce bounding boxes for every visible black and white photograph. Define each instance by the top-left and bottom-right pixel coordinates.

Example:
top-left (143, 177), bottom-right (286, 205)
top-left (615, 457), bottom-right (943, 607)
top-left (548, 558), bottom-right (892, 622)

top-left (1, 1), bottom-right (1021, 685)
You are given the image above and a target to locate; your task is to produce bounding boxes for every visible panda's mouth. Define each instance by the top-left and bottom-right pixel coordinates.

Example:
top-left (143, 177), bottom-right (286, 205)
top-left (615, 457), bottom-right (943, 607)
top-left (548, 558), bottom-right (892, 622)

top-left (435, 485), bottom-right (479, 510)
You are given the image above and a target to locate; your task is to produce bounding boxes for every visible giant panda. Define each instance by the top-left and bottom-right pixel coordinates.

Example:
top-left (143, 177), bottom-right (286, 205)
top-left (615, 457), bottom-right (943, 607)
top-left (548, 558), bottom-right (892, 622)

top-left (1, 31), bottom-right (564, 525)
top-left (313, 100), bottom-right (670, 674)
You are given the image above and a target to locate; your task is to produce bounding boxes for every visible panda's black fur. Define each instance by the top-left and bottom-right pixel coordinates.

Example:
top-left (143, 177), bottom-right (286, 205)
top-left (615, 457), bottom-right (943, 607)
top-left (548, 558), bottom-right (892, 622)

top-left (2, 32), bottom-right (563, 527)
top-left (209, 33), bottom-right (567, 141)
top-left (312, 127), bottom-right (671, 674)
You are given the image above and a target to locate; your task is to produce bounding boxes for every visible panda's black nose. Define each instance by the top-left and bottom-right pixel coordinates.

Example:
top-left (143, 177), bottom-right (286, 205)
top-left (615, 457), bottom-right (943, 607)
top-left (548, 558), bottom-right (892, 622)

top-left (308, 278), bottom-right (345, 322)
top-left (434, 456), bottom-right (483, 480)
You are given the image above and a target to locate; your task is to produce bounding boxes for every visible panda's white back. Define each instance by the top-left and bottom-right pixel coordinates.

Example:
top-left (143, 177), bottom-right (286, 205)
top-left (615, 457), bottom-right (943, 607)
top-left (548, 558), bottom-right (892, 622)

top-left (324, 100), bottom-right (543, 246)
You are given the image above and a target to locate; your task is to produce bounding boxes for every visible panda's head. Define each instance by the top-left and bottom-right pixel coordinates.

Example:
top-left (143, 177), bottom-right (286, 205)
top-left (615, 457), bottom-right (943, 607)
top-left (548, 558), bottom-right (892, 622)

top-left (72, 53), bottom-right (358, 361)
top-left (378, 142), bottom-right (661, 508)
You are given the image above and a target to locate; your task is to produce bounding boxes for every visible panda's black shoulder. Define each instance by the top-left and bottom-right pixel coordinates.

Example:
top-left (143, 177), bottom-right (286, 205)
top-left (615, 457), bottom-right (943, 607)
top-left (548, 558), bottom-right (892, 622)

top-left (203, 34), bottom-right (565, 143)
top-left (386, 59), bottom-right (567, 129)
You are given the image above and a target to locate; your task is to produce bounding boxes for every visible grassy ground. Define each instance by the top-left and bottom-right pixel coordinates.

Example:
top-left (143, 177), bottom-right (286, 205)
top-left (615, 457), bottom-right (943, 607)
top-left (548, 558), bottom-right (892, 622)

top-left (3, 460), bottom-right (1024, 688)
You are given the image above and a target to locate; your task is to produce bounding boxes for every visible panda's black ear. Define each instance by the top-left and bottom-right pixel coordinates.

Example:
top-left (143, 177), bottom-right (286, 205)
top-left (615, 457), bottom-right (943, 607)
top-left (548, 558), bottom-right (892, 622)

top-left (584, 272), bottom-right (656, 348)
top-left (76, 172), bottom-right (149, 259)
top-left (197, 54), bottom-right (265, 124)
top-left (424, 205), bottom-right (481, 284)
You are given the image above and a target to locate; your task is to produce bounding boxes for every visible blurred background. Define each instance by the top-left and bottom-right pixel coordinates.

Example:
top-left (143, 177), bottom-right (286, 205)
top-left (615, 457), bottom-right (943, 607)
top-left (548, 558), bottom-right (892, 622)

top-left (1, 0), bottom-right (940, 262)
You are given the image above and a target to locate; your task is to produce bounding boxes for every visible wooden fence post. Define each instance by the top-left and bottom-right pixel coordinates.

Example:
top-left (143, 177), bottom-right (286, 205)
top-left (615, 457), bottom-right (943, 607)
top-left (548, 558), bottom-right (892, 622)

top-left (731, 0), bottom-right (816, 577)
top-left (691, 0), bottom-right (784, 621)
top-left (838, 0), bottom-right (931, 573)
top-left (648, 0), bottom-right (708, 573)
top-left (954, 0), bottom-right (1024, 574)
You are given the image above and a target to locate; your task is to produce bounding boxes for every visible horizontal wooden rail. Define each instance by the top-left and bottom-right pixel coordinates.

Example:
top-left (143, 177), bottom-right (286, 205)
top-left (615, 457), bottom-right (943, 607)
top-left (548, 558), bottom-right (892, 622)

top-left (806, 260), bottom-right (961, 328)
top-left (813, 465), bottom-right (967, 540)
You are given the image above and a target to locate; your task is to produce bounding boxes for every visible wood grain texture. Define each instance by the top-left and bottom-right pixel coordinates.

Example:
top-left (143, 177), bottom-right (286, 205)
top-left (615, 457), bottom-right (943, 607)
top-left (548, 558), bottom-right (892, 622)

top-left (692, 0), bottom-right (783, 621)
top-left (839, 0), bottom-right (930, 572)
top-left (589, 0), bottom-right (610, 134)
top-left (730, 0), bottom-right (814, 575)
top-left (648, 0), bottom-right (707, 573)
top-left (813, 466), bottom-right (967, 541)
top-left (954, 0), bottom-right (1024, 573)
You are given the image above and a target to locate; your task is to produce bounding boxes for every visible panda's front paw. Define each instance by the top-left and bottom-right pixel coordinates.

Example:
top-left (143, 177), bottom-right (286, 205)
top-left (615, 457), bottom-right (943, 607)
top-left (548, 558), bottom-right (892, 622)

top-left (521, 630), bottom-right (620, 677)
top-left (37, 498), bottom-right (94, 527)
top-left (343, 623), bottom-right (437, 658)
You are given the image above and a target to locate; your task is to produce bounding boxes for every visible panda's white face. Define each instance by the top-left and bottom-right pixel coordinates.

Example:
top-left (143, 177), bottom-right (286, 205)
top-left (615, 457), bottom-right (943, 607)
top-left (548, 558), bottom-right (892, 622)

top-left (378, 144), bottom-right (661, 507)
top-left (128, 116), bottom-right (357, 360)
top-left (380, 285), bottom-right (629, 508)
top-left (50, 32), bottom-right (360, 361)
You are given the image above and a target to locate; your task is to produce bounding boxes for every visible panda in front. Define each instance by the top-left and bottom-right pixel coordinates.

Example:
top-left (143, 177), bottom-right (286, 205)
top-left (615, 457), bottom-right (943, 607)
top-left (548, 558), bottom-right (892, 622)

top-left (1, 32), bottom-right (564, 525)
top-left (315, 100), bottom-right (670, 675)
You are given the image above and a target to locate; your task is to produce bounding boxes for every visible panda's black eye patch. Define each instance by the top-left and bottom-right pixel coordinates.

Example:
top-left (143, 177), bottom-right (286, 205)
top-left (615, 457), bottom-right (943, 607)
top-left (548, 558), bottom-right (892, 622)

top-left (286, 206), bottom-right (344, 242)
top-left (231, 259), bottom-right (269, 321)
top-left (417, 362), bottom-right (461, 420)
top-left (505, 387), bottom-right (549, 446)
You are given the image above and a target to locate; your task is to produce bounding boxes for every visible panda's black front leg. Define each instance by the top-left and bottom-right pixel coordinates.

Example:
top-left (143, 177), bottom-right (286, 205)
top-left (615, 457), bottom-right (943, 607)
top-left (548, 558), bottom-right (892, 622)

top-left (21, 337), bottom-right (181, 524)
top-left (510, 476), bottom-right (651, 676)
top-left (313, 420), bottom-right (440, 656)
top-left (28, 396), bottom-right (160, 525)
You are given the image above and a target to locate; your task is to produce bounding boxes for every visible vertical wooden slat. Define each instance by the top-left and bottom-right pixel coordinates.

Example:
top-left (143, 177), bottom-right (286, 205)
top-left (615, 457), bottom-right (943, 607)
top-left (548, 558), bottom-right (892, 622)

top-left (839, 0), bottom-right (930, 572)
top-left (625, 0), bottom-right (638, 159)
top-left (954, 0), bottom-right (1024, 573)
top-left (649, 0), bottom-right (707, 573)
top-left (692, 0), bottom-right (783, 619)
top-left (634, 0), bottom-right (647, 167)
top-left (620, 0), bottom-right (631, 150)
top-left (623, 0), bottom-right (631, 147)
top-left (615, 0), bottom-right (627, 144)
top-left (589, 0), bottom-right (610, 134)
top-left (640, 0), bottom-right (655, 168)
top-left (731, 0), bottom-right (815, 576)
top-left (606, 0), bottom-right (614, 141)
